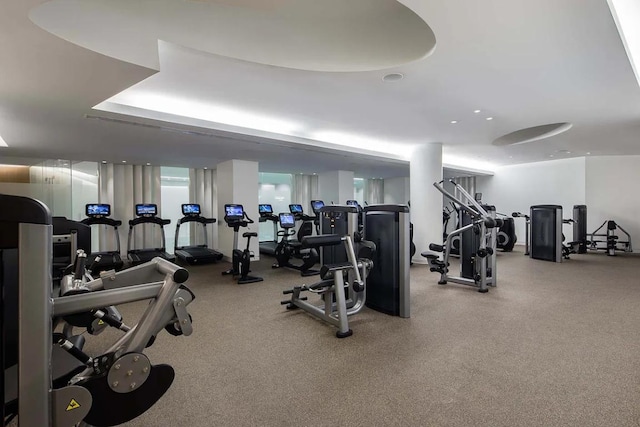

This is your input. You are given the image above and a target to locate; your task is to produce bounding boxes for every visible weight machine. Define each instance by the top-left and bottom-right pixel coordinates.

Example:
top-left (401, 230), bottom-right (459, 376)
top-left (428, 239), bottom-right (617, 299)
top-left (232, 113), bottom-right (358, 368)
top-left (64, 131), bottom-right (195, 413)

top-left (422, 180), bottom-right (501, 293)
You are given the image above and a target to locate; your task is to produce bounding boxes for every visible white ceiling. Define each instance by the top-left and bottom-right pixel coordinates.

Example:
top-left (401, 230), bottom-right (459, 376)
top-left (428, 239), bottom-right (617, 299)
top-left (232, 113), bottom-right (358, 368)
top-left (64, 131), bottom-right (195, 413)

top-left (2, 0), bottom-right (640, 177)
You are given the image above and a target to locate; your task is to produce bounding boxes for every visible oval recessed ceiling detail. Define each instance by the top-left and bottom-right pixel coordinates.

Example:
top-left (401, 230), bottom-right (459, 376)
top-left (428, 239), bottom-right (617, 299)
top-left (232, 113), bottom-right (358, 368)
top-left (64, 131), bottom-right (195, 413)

top-left (492, 123), bottom-right (573, 146)
top-left (29, 0), bottom-right (436, 72)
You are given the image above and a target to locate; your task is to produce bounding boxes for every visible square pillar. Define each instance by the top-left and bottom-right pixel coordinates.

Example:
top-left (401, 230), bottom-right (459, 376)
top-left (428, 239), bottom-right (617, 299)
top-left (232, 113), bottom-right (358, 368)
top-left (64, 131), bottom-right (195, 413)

top-left (217, 160), bottom-right (260, 260)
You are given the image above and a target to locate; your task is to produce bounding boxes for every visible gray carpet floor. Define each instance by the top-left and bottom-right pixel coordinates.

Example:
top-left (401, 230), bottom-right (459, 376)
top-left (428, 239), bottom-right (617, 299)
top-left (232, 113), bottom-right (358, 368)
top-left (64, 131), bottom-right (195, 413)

top-left (84, 248), bottom-right (640, 426)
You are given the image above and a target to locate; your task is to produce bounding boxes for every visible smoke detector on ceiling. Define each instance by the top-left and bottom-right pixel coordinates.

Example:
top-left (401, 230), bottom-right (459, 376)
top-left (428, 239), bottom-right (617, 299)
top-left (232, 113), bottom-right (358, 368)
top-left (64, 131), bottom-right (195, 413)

top-left (383, 73), bottom-right (404, 82)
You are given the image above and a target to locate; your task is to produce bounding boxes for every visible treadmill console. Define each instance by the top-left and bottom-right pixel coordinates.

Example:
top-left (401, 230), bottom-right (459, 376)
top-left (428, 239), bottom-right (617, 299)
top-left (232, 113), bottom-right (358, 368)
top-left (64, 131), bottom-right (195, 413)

top-left (289, 204), bottom-right (303, 214)
top-left (259, 204), bottom-right (274, 217)
top-left (182, 204), bottom-right (201, 216)
top-left (310, 200), bottom-right (325, 215)
top-left (135, 204), bottom-right (157, 217)
top-left (86, 203), bottom-right (110, 217)
top-left (279, 213), bottom-right (296, 229)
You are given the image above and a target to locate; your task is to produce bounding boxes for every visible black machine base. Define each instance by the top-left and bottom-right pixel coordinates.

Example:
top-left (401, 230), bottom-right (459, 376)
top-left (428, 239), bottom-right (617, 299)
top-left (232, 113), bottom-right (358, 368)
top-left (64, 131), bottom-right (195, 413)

top-left (238, 275), bottom-right (264, 284)
top-left (336, 329), bottom-right (353, 339)
top-left (80, 364), bottom-right (175, 427)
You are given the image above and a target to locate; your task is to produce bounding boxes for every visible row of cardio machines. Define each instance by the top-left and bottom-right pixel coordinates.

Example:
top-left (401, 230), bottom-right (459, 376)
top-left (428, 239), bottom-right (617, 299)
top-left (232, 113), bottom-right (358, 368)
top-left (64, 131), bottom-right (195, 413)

top-left (53, 203), bottom-right (223, 279)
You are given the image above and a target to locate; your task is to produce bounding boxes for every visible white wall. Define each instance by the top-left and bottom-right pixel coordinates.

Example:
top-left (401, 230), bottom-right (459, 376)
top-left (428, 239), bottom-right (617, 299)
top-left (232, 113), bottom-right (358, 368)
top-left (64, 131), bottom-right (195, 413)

top-left (476, 157), bottom-right (586, 244)
top-left (586, 156), bottom-right (640, 248)
top-left (383, 177), bottom-right (410, 205)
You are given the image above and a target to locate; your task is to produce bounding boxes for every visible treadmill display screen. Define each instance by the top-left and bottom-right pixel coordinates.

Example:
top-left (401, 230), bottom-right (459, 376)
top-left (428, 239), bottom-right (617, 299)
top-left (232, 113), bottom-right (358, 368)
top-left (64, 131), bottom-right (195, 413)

top-left (311, 200), bottom-right (325, 213)
top-left (259, 204), bottom-right (273, 214)
top-left (346, 200), bottom-right (359, 207)
top-left (136, 204), bottom-right (157, 216)
top-left (225, 204), bottom-right (244, 219)
top-left (182, 204), bottom-right (201, 215)
top-left (86, 204), bottom-right (110, 217)
top-left (279, 213), bottom-right (296, 228)
top-left (289, 204), bottom-right (303, 214)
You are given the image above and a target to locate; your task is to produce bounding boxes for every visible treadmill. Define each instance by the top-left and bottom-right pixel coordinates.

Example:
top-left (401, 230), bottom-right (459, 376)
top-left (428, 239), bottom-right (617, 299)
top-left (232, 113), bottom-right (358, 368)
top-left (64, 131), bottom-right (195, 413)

top-left (258, 204), bottom-right (279, 256)
top-left (310, 200), bottom-right (325, 234)
top-left (81, 203), bottom-right (125, 272)
top-left (174, 203), bottom-right (224, 265)
top-left (127, 203), bottom-right (175, 266)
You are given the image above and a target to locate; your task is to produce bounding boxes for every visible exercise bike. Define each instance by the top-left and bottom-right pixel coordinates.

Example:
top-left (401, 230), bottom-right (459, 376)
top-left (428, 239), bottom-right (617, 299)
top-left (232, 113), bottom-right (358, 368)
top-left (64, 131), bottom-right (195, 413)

top-left (222, 204), bottom-right (263, 284)
top-left (272, 212), bottom-right (319, 276)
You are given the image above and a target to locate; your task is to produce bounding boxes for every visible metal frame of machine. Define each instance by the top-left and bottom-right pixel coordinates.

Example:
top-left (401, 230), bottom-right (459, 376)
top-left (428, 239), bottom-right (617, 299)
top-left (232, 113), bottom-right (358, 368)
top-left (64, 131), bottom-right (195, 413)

top-left (422, 180), bottom-right (499, 293)
top-left (2, 194), bottom-right (195, 427)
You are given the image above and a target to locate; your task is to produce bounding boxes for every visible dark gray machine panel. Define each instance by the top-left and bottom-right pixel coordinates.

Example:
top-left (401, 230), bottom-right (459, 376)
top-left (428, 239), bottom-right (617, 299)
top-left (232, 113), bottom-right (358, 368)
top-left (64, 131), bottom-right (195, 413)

top-left (363, 205), bottom-right (410, 318)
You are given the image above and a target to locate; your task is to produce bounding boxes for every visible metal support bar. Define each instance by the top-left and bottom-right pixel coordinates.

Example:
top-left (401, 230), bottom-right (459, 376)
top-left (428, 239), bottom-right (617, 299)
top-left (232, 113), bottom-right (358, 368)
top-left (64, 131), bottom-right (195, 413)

top-left (53, 283), bottom-right (163, 316)
top-left (19, 223), bottom-right (52, 427)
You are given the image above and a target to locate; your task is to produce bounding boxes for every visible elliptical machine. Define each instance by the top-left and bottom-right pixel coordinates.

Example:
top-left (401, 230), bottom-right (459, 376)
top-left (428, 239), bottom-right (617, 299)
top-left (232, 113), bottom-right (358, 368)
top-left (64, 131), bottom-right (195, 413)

top-left (222, 204), bottom-right (263, 284)
top-left (272, 212), bottom-right (319, 276)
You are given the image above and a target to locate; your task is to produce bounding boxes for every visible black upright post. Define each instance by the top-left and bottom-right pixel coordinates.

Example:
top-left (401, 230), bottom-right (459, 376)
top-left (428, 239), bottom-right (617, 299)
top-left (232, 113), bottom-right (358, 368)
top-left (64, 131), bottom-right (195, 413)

top-left (573, 205), bottom-right (587, 254)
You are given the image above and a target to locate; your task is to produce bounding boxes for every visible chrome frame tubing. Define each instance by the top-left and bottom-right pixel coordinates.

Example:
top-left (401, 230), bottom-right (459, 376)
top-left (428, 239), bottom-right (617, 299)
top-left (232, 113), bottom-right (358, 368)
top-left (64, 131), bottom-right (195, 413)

top-left (588, 221), bottom-right (633, 253)
top-left (54, 257), bottom-right (192, 356)
top-left (287, 235), bottom-right (366, 336)
top-left (433, 180), bottom-right (497, 292)
top-left (19, 223), bottom-right (53, 427)
top-left (439, 219), bottom-right (497, 293)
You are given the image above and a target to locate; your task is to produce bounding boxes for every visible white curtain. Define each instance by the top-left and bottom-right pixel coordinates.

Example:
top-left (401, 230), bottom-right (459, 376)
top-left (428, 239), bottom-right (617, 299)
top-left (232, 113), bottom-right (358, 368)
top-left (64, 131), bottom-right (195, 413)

top-left (99, 163), bottom-right (161, 255)
top-left (292, 174), bottom-right (319, 212)
top-left (365, 179), bottom-right (384, 205)
top-left (189, 168), bottom-right (218, 248)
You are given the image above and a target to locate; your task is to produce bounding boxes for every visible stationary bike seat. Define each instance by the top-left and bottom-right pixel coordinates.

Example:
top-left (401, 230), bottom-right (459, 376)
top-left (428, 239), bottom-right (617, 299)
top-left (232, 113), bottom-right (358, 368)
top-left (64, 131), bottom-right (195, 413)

top-left (243, 232), bottom-right (258, 238)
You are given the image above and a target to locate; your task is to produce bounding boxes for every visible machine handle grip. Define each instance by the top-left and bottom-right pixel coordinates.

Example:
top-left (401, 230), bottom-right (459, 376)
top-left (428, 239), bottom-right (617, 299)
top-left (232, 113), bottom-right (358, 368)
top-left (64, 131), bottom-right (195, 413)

top-left (88, 255), bottom-right (102, 272)
top-left (74, 251), bottom-right (87, 280)
top-left (54, 334), bottom-right (91, 364)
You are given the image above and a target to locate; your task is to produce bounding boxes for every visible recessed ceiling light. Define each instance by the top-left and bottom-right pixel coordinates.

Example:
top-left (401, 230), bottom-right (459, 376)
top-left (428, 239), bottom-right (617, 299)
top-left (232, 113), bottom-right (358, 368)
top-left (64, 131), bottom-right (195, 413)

top-left (451, 120), bottom-right (458, 124)
top-left (486, 117), bottom-right (494, 121)
top-left (382, 73), bottom-right (404, 82)
top-left (146, 162), bottom-right (151, 166)
top-left (586, 152), bottom-right (591, 155)
top-left (566, 151), bottom-right (571, 154)
top-left (204, 167), bottom-right (208, 170)
top-left (474, 110), bottom-right (481, 113)
top-left (122, 160), bottom-right (127, 163)
top-left (549, 155), bottom-right (554, 158)
top-left (101, 160), bottom-right (107, 164)
top-left (313, 173), bottom-right (317, 175)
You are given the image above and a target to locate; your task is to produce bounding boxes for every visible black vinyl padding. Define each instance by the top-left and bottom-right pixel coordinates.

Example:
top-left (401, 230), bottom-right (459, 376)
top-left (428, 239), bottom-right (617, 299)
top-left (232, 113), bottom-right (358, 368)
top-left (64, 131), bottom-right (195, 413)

top-left (301, 234), bottom-right (342, 248)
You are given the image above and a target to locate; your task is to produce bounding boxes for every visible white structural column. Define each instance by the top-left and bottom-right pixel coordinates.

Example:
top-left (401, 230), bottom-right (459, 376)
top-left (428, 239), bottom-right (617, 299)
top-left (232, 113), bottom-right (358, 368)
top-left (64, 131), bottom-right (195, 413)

top-left (216, 160), bottom-right (259, 260)
top-left (318, 170), bottom-right (354, 204)
top-left (383, 177), bottom-right (410, 204)
top-left (410, 143), bottom-right (443, 264)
